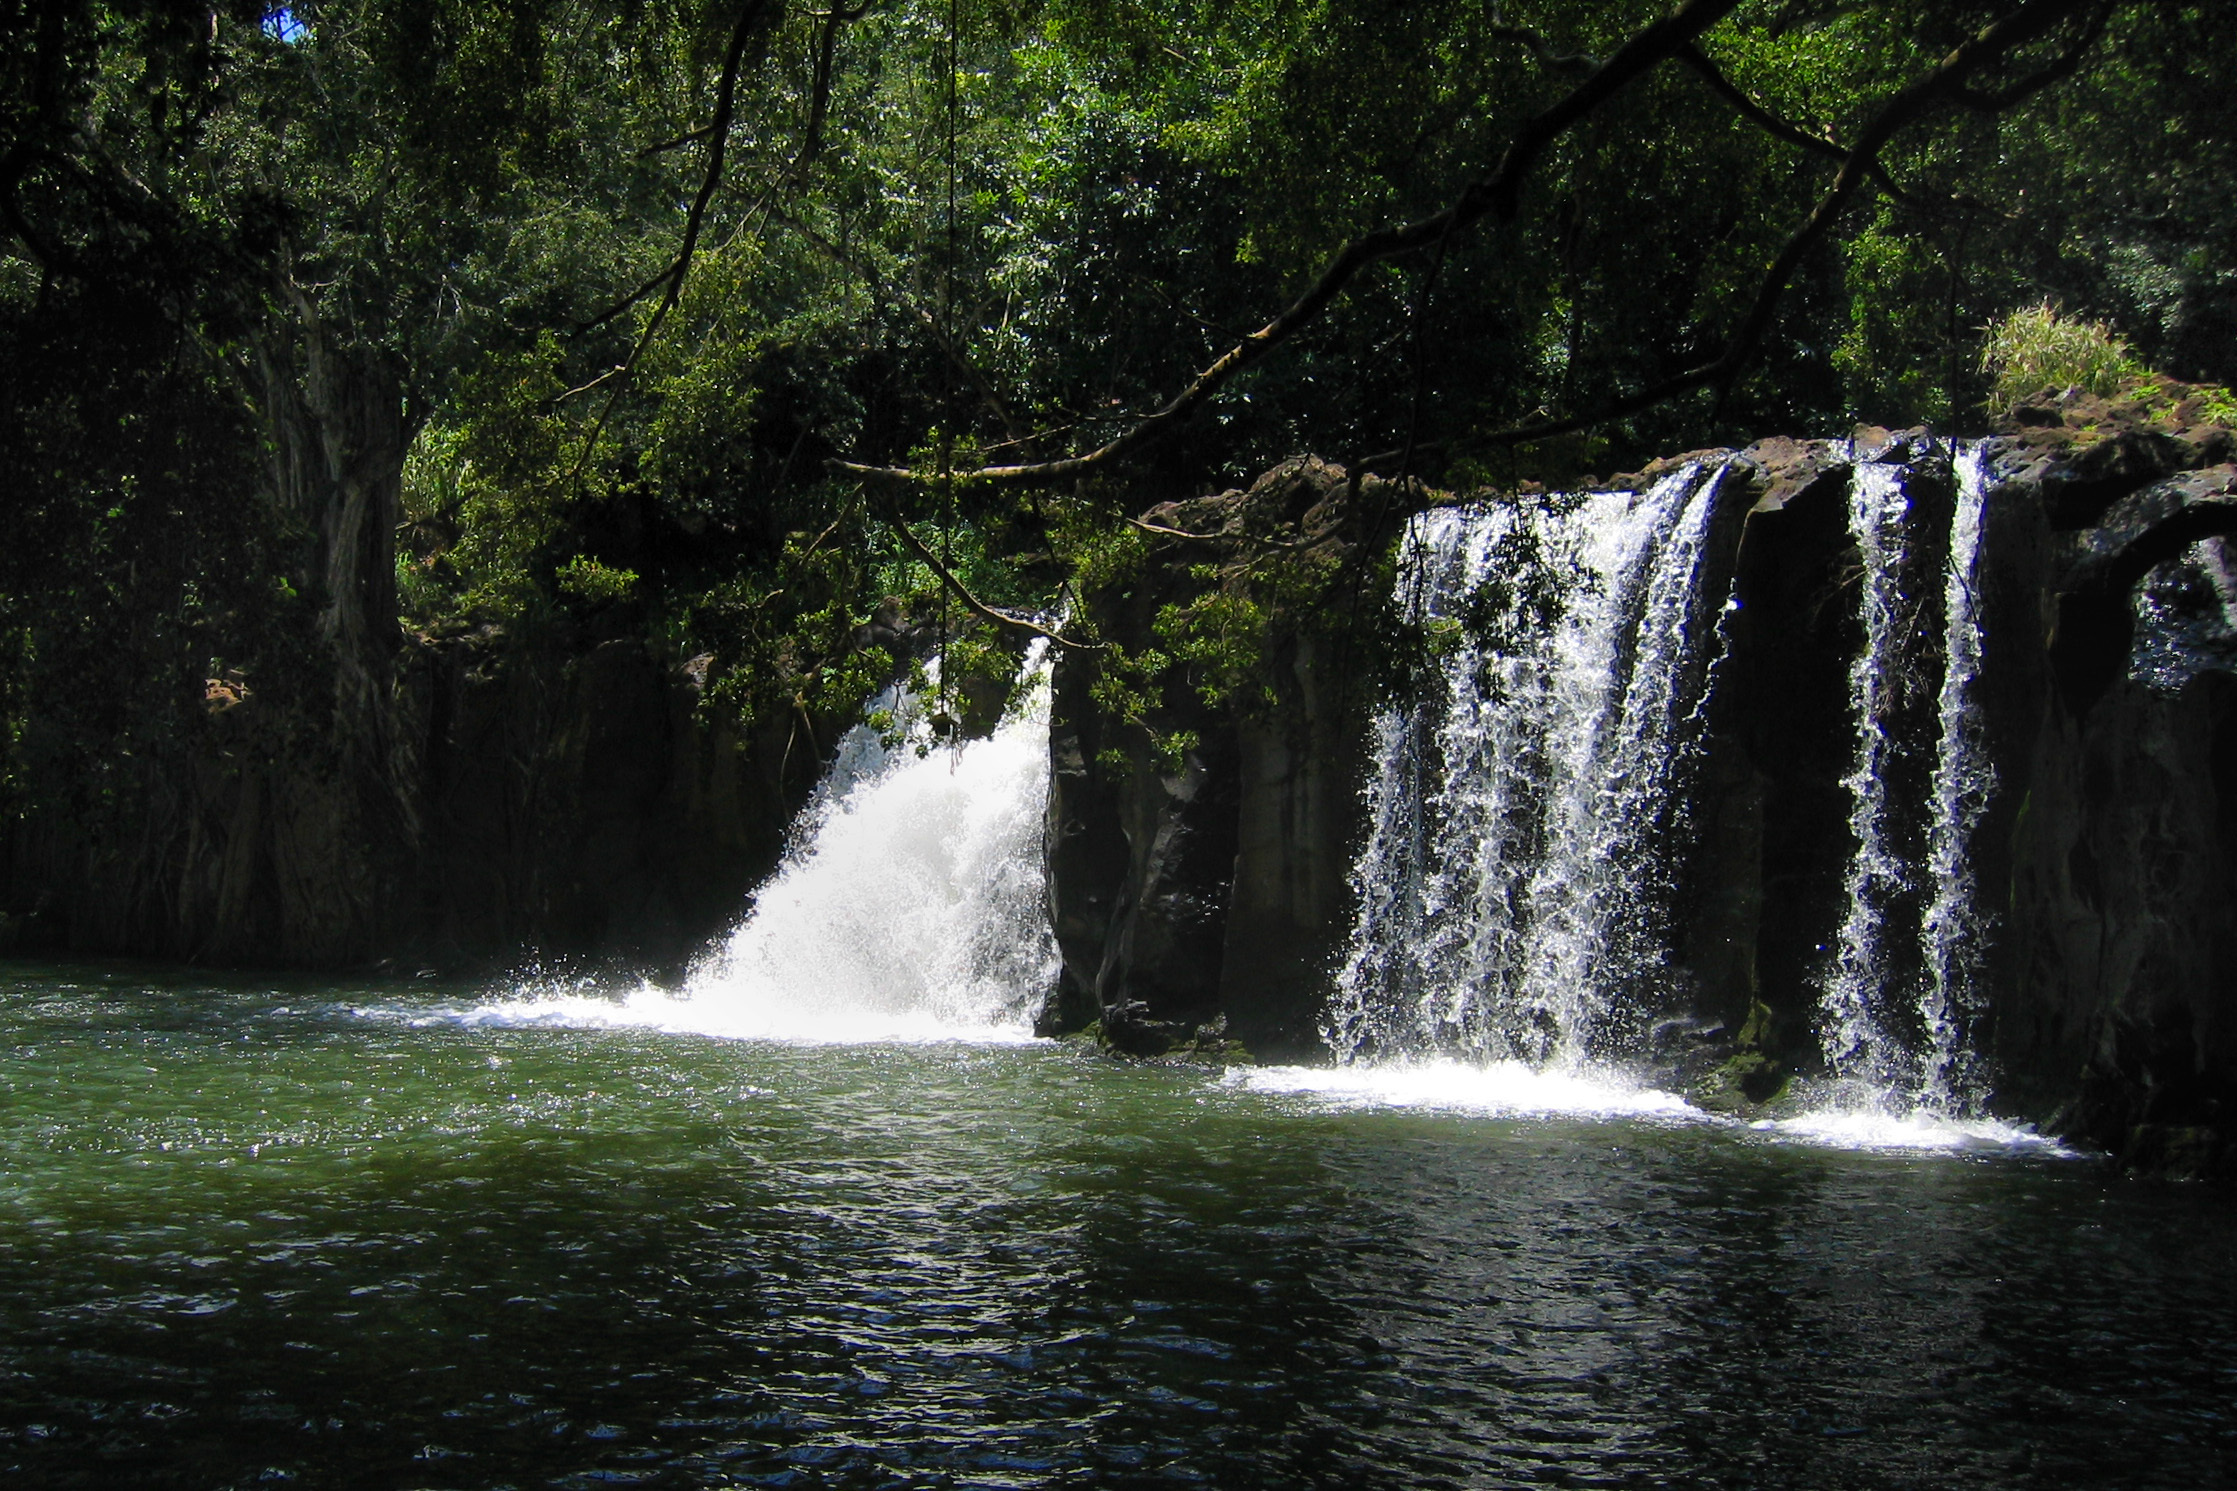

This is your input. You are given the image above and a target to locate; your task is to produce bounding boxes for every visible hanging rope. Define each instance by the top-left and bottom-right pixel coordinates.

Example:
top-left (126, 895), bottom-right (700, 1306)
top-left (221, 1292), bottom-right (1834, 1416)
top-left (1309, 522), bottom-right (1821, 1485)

top-left (933, 0), bottom-right (962, 752)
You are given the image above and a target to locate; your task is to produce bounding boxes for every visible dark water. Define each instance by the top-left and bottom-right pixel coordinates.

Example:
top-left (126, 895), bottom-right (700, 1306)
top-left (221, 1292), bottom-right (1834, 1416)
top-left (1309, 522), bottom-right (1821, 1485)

top-left (3, 964), bottom-right (2233, 1489)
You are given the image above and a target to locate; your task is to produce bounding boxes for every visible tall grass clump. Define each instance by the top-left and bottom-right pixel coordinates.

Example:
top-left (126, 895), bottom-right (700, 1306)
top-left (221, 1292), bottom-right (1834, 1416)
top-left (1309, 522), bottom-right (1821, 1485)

top-left (1980, 303), bottom-right (2148, 418)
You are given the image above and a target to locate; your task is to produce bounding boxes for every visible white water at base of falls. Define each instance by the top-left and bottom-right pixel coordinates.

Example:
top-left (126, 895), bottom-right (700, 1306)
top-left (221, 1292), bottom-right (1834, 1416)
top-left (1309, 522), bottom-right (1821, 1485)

top-left (435, 644), bottom-right (1060, 1044)
top-left (1327, 464), bottom-right (1724, 1069)
top-left (1222, 1063), bottom-right (2070, 1154)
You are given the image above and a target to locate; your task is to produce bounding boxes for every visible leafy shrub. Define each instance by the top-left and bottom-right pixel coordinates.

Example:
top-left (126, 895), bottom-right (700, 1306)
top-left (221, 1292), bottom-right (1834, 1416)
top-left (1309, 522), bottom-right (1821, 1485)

top-left (554, 555), bottom-right (639, 603)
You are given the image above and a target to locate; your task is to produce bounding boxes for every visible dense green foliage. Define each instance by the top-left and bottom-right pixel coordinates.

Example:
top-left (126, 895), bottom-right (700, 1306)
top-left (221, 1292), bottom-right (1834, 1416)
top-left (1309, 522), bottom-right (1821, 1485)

top-left (4, 0), bottom-right (2234, 782)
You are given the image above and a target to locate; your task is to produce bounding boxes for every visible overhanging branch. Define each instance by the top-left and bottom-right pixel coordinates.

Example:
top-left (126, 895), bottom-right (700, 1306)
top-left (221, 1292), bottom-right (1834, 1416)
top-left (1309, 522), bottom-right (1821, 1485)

top-left (1357, 0), bottom-right (2107, 465)
top-left (559, 0), bottom-right (772, 422)
top-left (838, 0), bottom-right (2108, 494)
top-left (831, 0), bottom-right (1748, 489)
top-left (886, 510), bottom-right (1105, 650)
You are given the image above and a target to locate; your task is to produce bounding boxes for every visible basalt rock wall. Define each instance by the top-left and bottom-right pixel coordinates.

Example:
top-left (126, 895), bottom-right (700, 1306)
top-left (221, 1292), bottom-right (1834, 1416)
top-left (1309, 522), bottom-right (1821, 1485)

top-left (0, 631), bottom-right (828, 975)
top-left (1653, 405), bottom-right (2237, 1172)
top-left (1042, 458), bottom-right (1378, 1060)
top-left (1055, 401), bottom-right (2237, 1174)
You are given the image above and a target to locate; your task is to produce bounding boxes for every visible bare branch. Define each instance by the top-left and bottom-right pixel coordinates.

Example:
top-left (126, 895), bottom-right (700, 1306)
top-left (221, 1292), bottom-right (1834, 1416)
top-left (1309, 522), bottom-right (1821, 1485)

top-left (1675, 41), bottom-right (1925, 210)
top-left (1957, 0), bottom-right (2113, 110)
top-left (569, 258), bottom-right (680, 339)
top-left (1488, 4), bottom-right (1599, 74)
top-left (637, 121), bottom-right (719, 158)
top-left (1127, 516), bottom-right (1312, 551)
top-left (564, 0), bottom-right (774, 477)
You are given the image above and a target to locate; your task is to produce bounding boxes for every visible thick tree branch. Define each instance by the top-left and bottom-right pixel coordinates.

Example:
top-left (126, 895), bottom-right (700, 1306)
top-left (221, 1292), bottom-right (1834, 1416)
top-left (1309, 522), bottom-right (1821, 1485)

top-left (886, 508), bottom-right (1105, 650)
top-left (798, 0), bottom-right (847, 167)
top-left (831, 0), bottom-right (1747, 489)
top-left (1357, 0), bottom-right (2108, 467)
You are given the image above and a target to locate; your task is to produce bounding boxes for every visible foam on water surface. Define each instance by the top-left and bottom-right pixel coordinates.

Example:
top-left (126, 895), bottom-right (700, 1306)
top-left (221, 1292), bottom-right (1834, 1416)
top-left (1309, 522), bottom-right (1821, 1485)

top-left (1225, 1059), bottom-right (1702, 1122)
top-left (392, 984), bottom-right (1046, 1046)
top-left (1755, 1104), bottom-right (2075, 1156)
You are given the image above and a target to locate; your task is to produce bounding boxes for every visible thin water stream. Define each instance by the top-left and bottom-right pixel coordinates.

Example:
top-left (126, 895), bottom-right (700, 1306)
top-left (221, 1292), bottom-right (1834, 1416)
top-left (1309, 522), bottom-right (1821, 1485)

top-left (4, 964), bottom-right (2234, 1489)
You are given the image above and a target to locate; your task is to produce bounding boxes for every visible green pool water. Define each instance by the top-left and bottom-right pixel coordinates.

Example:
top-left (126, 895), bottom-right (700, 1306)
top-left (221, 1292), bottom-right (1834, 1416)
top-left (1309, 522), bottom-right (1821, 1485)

top-left (3, 961), bottom-right (2233, 1489)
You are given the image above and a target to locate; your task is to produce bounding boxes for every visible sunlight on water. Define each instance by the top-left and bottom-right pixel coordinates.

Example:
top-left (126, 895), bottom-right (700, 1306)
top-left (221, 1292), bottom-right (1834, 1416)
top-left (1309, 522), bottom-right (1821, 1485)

top-left (1226, 1058), bottom-right (1702, 1121)
top-left (7, 964), bottom-right (2229, 1491)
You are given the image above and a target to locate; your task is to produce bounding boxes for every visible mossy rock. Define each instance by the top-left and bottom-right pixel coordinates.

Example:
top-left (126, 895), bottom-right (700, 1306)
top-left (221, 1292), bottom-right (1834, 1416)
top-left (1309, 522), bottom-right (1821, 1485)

top-left (1695, 1049), bottom-right (1790, 1113)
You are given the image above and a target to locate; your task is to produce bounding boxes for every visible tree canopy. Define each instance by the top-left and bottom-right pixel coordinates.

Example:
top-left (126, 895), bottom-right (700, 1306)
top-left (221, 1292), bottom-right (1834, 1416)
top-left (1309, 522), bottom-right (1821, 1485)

top-left (4, 0), bottom-right (2232, 788)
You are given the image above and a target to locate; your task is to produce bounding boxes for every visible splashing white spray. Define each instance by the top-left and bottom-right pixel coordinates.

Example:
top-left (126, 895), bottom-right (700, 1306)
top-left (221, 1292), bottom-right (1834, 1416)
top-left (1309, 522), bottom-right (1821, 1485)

top-left (1916, 446), bottom-right (1995, 1113)
top-left (436, 644), bottom-right (1059, 1044)
top-left (1817, 460), bottom-right (1913, 1091)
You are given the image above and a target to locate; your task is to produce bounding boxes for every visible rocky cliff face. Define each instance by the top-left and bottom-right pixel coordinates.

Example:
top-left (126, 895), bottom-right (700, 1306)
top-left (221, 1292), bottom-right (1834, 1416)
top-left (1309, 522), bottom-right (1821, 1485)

top-left (1639, 403), bottom-right (2237, 1173)
top-left (0, 630), bottom-right (829, 975)
top-left (1042, 458), bottom-right (1380, 1060)
top-left (1055, 397), bottom-right (2237, 1174)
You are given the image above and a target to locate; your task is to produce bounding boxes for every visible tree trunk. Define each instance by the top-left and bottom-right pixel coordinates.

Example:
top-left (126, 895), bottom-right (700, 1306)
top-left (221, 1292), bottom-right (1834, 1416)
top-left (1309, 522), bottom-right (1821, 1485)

top-left (249, 294), bottom-right (419, 898)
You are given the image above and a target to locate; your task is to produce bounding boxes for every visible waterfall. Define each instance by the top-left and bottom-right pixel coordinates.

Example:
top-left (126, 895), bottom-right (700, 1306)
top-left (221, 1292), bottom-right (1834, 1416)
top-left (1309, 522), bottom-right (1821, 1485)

top-left (1816, 462), bottom-right (1914, 1090)
top-left (1328, 465), bottom-right (1727, 1068)
top-left (1917, 447), bottom-right (1994, 1114)
top-left (1324, 440), bottom-right (2009, 1120)
top-left (1818, 445), bottom-right (1998, 1113)
top-left (450, 644), bottom-right (1060, 1043)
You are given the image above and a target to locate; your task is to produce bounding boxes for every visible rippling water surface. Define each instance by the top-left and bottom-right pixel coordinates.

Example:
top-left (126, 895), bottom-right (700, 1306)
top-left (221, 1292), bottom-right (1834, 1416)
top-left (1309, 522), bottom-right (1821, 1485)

top-left (4, 963), bottom-right (2234, 1489)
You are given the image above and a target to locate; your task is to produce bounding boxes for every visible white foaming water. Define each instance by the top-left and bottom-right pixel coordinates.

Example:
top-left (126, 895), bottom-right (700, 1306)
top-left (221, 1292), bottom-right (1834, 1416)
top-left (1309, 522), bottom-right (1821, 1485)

top-left (1226, 1059), bottom-right (1702, 1121)
top-left (1758, 1102), bottom-right (2072, 1157)
top-left (1328, 464), bottom-right (1727, 1067)
top-left (429, 645), bottom-right (1060, 1045)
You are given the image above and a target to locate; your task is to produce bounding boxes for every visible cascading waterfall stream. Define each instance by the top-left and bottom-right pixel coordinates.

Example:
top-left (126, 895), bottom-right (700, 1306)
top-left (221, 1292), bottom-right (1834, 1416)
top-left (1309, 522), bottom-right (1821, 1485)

top-left (1328, 465), bottom-right (1727, 1070)
top-left (1917, 446), bottom-right (1995, 1114)
top-left (1818, 443), bottom-right (1999, 1114)
top-left (1817, 461), bottom-right (1915, 1091)
top-left (1329, 444), bottom-right (2009, 1130)
top-left (450, 642), bottom-right (1060, 1042)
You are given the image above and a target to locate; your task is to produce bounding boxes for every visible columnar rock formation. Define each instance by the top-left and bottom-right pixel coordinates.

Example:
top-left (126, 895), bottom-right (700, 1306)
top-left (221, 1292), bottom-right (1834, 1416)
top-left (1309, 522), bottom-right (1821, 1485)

top-left (1046, 397), bottom-right (2237, 1174)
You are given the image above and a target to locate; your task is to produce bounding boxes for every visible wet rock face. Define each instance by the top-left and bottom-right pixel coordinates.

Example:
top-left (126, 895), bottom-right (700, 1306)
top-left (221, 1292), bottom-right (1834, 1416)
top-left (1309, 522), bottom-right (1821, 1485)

top-left (1041, 457), bottom-right (1373, 1060)
top-left (394, 635), bottom-right (811, 975)
top-left (1059, 403), bottom-right (2237, 1173)
top-left (1672, 415), bottom-right (2237, 1167)
top-left (1674, 412), bottom-right (2237, 1170)
top-left (2006, 666), bottom-right (2237, 1179)
top-left (1, 634), bottom-right (820, 975)
top-left (1677, 446), bottom-right (1866, 1062)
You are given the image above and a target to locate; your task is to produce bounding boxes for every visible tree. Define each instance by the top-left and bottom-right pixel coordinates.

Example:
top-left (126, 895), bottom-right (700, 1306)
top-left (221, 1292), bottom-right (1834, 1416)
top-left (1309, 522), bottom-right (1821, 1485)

top-left (4, 0), bottom-right (2228, 808)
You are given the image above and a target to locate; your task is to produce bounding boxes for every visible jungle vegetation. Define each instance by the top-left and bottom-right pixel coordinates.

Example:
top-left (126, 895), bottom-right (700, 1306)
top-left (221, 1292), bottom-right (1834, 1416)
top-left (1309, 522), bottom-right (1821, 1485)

top-left (3, 0), bottom-right (2232, 807)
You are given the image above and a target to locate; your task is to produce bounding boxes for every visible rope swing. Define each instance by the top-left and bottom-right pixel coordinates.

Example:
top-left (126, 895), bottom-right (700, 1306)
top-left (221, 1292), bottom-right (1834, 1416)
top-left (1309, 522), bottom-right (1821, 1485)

top-left (931, 0), bottom-right (962, 752)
